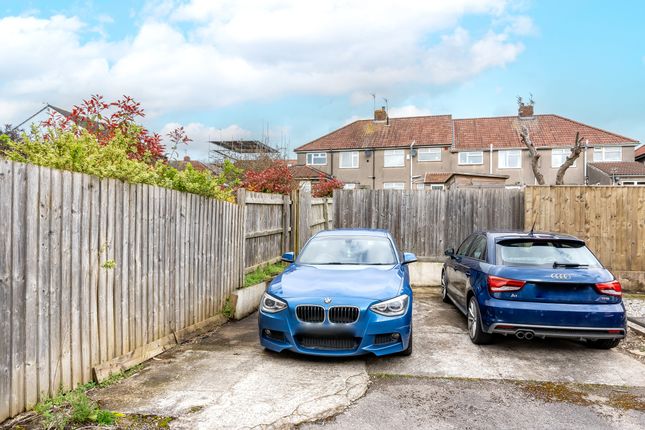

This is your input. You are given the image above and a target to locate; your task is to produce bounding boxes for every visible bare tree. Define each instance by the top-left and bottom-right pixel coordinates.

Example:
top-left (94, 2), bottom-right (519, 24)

top-left (519, 125), bottom-right (546, 185)
top-left (555, 132), bottom-right (585, 185)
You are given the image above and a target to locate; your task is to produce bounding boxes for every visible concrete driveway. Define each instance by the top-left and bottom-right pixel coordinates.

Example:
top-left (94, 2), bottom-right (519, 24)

top-left (93, 288), bottom-right (645, 429)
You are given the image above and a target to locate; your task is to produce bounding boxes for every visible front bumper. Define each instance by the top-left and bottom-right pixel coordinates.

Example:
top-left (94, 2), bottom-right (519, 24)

top-left (481, 297), bottom-right (626, 340)
top-left (258, 306), bottom-right (412, 357)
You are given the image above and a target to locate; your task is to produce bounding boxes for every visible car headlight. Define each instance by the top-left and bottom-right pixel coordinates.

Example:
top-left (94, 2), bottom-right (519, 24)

top-left (260, 292), bottom-right (287, 313)
top-left (370, 294), bottom-right (409, 316)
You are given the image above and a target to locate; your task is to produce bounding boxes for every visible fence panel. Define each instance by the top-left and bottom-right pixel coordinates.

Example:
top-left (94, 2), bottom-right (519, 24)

top-left (0, 159), bottom-right (244, 422)
top-left (333, 189), bottom-right (524, 259)
top-left (525, 186), bottom-right (645, 273)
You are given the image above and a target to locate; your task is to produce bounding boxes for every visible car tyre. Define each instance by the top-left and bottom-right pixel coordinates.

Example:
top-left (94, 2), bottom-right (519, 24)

top-left (400, 329), bottom-right (413, 356)
top-left (441, 272), bottom-right (451, 304)
top-left (467, 296), bottom-right (493, 345)
top-left (586, 339), bottom-right (621, 349)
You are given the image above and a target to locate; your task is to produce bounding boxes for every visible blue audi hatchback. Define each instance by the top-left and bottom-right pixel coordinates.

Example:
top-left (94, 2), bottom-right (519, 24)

top-left (442, 231), bottom-right (626, 349)
top-left (258, 229), bottom-right (416, 357)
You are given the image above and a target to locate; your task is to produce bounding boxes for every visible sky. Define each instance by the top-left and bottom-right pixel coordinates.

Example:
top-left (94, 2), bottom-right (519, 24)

top-left (1, 0), bottom-right (644, 160)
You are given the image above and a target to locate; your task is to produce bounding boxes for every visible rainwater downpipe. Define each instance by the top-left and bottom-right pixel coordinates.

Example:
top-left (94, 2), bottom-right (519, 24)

top-left (489, 144), bottom-right (493, 174)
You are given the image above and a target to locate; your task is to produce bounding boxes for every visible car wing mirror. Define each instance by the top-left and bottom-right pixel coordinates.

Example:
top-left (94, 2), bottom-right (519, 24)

top-left (402, 252), bottom-right (417, 265)
top-left (444, 248), bottom-right (455, 258)
top-left (281, 252), bottom-right (295, 263)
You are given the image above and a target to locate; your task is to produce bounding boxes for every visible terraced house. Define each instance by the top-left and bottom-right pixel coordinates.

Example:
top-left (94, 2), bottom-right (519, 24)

top-left (294, 105), bottom-right (640, 189)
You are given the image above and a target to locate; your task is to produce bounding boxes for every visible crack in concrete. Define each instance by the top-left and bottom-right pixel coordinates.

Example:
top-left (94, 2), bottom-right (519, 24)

top-left (247, 372), bottom-right (369, 430)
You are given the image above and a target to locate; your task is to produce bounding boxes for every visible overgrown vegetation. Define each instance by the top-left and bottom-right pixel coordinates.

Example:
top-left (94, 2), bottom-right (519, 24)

top-left (1, 127), bottom-right (242, 202)
top-left (222, 297), bottom-right (234, 319)
top-left (31, 365), bottom-right (142, 429)
top-left (0, 95), bottom-right (243, 202)
top-left (243, 262), bottom-right (286, 287)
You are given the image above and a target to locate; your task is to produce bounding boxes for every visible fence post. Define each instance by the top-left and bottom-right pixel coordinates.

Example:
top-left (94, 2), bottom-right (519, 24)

top-left (236, 188), bottom-right (246, 283)
top-left (290, 190), bottom-right (299, 254)
top-left (282, 194), bottom-right (290, 253)
top-left (322, 197), bottom-right (330, 230)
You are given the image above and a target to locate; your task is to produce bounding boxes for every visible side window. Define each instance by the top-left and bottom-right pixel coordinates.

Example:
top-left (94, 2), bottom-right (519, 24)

top-left (456, 235), bottom-right (476, 256)
top-left (467, 235), bottom-right (487, 261)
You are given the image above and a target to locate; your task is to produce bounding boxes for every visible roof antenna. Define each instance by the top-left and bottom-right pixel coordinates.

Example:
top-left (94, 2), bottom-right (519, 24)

top-left (528, 218), bottom-right (537, 236)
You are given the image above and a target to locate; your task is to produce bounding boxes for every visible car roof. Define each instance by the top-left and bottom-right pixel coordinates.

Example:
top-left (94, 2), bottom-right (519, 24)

top-left (479, 230), bottom-right (582, 241)
top-left (314, 228), bottom-right (391, 238)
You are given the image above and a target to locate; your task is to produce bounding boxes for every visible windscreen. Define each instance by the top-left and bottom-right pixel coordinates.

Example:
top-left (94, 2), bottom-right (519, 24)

top-left (298, 236), bottom-right (397, 265)
top-left (496, 239), bottom-right (601, 268)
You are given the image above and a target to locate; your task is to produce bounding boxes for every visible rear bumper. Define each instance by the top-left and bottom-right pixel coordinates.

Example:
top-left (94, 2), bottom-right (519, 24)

top-left (480, 297), bottom-right (626, 339)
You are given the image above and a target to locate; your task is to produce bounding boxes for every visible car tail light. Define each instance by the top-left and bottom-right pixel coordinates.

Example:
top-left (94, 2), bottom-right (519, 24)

top-left (488, 275), bottom-right (526, 293)
top-left (595, 280), bottom-right (622, 297)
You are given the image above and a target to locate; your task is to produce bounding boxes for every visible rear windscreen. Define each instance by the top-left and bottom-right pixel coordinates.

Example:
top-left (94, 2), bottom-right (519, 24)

top-left (495, 239), bottom-right (601, 268)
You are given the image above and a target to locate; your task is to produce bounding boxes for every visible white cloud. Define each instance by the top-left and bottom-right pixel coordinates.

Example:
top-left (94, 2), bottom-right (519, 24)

top-left (0, 1), bottom-right (531, 128)
top-left (388, 105), bottom-right (433, 117)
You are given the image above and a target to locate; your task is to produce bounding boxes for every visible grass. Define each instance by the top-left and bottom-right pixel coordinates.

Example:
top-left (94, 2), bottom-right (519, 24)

top-left (32, 365), bottom-right (143, 429)
top-left (243, 262), bottom-right (286, 288)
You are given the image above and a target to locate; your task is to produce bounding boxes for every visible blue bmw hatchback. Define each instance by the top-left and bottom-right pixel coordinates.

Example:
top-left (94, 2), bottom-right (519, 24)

top-left (258, 229), bottom-right (417, 357)
top-left (442, 231), bottom-right (626, 349)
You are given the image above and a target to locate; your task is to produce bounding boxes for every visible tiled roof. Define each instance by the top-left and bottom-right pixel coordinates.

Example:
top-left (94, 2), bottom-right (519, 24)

top-left (453, 115), bottom-right (638, 150)
top-left (295, 114), bottom-right (639, 152)
top-left (589, 162), bottom-right (645, 176)
top-left (423, 172), bottom-right (509, 184)
top-left (289, 164), bottom-right (329, 180)
top-left (168, 158), bottom-right (217, 173)
top-left (635, 145), bottom-right (645, 161)
top-left (295, 115), bottom-right (453, 151)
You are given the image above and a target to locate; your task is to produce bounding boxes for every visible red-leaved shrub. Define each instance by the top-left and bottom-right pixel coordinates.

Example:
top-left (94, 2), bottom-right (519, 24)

top-left (312, 174), bottom-right (344, 197)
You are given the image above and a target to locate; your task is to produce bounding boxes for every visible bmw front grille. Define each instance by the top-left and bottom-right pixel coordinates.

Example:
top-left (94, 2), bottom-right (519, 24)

top-left (295, 305), bottom-right (325, 323)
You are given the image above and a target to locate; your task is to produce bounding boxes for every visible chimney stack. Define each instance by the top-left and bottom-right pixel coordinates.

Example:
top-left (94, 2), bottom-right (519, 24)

top-left (374, 106), bottom-right (388, 122)
top-left (518, 104), bottom-right (534, 118)
top-left (183, 155), bottom-right (191, 161)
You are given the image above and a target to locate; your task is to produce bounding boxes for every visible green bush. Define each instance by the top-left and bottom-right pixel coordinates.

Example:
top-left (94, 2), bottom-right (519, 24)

top-left (1, 128), bottom-right (242, 202)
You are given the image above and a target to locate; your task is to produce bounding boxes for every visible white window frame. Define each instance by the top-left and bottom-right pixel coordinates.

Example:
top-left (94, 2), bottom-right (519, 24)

top-left (384, 149), bottom-right (405, 168)
top-left (458, 151), bottom-right (484, 165)
top-left (498, 150), bottom-right (522, 169)
top-left (418, 147), bottom-right (441, 162)
top-left (383, 182), bottom-right (405, 190)
top-left (415, 183), bottom-right (425, 190)
top-left (339, 151), bottom-right (359, 169)
top-left (343, 183), bottom-right (356, 190)
top-left (551, 148), bottom-right (577, 168)
top-left (429, 184), bottom-right (444, 190)
top-left (306, 152), bottom-right (327, 166)
top-left (593, 146), bottom-right (621, 162)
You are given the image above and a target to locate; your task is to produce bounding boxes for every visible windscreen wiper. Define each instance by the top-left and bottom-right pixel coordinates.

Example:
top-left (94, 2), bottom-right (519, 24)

top-left (553, 262), bottom-right (589, 268)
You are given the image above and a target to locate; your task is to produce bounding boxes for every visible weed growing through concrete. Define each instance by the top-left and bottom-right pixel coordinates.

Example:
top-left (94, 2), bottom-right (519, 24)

top-left (32, 365), bottom-right (144, 429)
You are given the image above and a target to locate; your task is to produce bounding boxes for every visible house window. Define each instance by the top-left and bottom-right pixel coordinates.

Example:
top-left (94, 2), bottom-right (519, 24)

top-left (415, 183), bottom-right (425, 190)
top-left (594, 146), bottom-right (621, 162)
top-left (384, 149), bottom-right (405, 167)
top-left (343, 183), bottom-right (356, 190)
top-left (418, 148), bottom-right (441, 162)
top-left (458, 151), bottom-right (483, 165)
top-left (429, 184), bottom-right (444, 190)
top-left (383, 182), bottom-right (405, 190)
top-left (339, 151), bottom-right (359, 168)
top-left (498, 150), bottom-right (522, 169)
top-left (552, 148), bottom-right (577, 168)
top-left (306, 152), bottom-right (327, 166)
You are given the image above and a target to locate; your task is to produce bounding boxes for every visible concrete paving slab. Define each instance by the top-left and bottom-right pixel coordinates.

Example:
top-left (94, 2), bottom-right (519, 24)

top-left (92, 316), bottom-right (369, 430)
top-left (302, 376), bottom-right (645, 430)
top-left (369, 289), bottom-right (645, 386)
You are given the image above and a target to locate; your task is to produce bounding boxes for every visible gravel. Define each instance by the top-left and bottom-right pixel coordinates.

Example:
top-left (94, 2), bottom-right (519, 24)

top-left (625, 297), bottom-right (645, 318)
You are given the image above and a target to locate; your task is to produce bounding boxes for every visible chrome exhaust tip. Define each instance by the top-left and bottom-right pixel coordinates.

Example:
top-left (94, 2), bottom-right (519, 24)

top-left (524, 331), bottom-right (534, 340)
top-left (515, 331), bottom-right (525, 340)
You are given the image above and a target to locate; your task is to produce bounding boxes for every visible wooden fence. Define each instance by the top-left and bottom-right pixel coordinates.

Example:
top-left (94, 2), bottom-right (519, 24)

top-left (241, 190), bottom-right (333, 271)
top-left (0, 160), bottom-right (244, 421)
top-left (525, 186), bottom-right (645, 275)
top-left (333, 189), bottom-right (524, 260)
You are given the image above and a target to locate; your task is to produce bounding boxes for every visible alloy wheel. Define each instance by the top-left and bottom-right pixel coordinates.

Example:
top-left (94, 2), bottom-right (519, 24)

top-left (467, 299), bottom-right (477, 339)
top-left (441, 274), bottom-right (447, 299)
